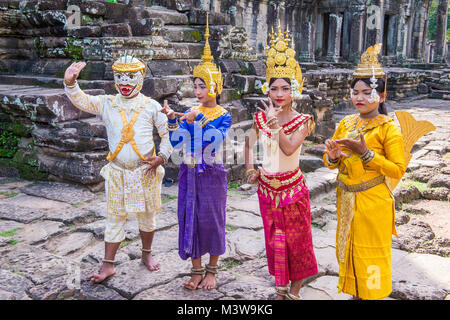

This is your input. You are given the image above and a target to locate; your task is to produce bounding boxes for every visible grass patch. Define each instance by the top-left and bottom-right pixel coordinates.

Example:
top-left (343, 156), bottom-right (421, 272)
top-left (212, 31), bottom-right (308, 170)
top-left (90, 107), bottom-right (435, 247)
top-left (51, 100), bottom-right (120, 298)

top-left (0, 191), bottom-right (19, 198)
top-left (8, 239), bottom-right (18, 246)
top-left (220, 258), bottom-right (243, 271)
top-left (0, 227), bottom-right (22, 237)
top-left (119, 239), bottom-right (133, 249)
top-left (226, 225), bottom-right (238, 232)
top-left (228, 183), bottom-right (239, 190)
top-left (401, 180), bottom-right (428, 192)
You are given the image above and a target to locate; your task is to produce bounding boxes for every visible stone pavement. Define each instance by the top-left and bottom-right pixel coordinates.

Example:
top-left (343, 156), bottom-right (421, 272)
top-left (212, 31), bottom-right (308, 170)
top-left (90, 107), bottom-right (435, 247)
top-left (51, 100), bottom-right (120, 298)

top-left (0, 98), bottom-right (449, 300)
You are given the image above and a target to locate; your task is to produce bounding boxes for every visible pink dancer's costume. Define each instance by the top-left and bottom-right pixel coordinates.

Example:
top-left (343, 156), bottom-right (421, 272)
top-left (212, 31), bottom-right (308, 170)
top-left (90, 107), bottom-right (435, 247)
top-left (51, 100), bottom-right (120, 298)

top-left (254, 111), bottom-right (318, 287)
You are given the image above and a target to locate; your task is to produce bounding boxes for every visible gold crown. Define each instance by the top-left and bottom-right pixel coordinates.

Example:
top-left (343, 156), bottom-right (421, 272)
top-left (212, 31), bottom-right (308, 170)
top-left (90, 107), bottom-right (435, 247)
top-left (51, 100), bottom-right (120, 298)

top-left (112, 52), bottom-right (147, 76)
top-left (192, 13), bottom-right (223, 97)
top-left (265, 23), bottom-right (303, 90)
top-left (353, 43), bottom-right (385, 78)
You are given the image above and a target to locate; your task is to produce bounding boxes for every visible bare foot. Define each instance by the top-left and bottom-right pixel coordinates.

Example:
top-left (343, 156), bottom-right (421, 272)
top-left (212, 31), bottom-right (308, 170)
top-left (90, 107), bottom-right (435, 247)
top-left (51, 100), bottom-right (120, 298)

top-left (90, 263), bottom-right (115, 283)
top-left (198, 272), bottom-right (216, 290)
top-left (275, 294), bottom-right (286, 300)
top-left (141, 252), bottom-right (160, 271)
top-left (183, 274), bottom-right (203, 290)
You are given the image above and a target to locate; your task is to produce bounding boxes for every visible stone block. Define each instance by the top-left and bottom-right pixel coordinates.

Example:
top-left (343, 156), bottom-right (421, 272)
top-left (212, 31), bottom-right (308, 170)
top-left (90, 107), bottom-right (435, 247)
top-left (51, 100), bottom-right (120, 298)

top-left (101, 23), bottom-right (132, 37)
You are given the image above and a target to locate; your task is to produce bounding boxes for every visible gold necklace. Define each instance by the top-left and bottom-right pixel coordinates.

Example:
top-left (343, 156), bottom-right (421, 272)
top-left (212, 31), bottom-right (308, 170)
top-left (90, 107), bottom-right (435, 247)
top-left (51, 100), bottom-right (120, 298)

top-left (347, 116), bottom-right (371, 140)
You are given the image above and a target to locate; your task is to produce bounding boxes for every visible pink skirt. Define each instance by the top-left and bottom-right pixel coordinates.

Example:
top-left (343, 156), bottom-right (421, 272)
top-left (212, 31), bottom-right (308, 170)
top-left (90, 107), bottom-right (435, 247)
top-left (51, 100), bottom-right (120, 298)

top-left (257, 168), bottom-right (318, 286)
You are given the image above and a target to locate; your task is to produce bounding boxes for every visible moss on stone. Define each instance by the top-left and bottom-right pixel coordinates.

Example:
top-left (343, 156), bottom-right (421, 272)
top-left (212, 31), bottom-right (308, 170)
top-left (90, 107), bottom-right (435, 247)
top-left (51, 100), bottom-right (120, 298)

top-left (64, 37), bottom-right (83, 61)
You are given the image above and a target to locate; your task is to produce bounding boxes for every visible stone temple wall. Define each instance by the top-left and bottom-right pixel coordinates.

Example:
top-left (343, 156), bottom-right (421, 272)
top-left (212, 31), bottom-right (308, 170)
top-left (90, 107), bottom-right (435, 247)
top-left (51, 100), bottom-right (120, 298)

top-left (0, 0), bottom-right (447, 188)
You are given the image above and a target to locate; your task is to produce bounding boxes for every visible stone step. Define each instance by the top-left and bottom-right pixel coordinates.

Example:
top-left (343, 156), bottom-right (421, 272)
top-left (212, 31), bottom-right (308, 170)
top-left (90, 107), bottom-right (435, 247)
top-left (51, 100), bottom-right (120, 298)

top-left (128, 5), bottom-right (189, 25)
top-left (0, 84), bottom-right (103, 124)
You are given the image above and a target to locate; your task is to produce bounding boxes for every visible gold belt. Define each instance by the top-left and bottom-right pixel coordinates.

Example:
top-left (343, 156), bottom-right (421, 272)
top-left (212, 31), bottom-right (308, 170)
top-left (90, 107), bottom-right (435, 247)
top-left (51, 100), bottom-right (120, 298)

top-left (111, 151), bottom-right (153, 171)
top-left (337, 175), bottom-right (385, 192)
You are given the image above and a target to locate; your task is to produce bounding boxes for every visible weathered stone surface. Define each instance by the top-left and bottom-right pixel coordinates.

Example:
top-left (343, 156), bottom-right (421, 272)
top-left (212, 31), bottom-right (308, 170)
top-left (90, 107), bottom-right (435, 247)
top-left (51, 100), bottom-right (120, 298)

top-left (82, 242), bottom-right (130, 265)
top-left (393, 220), bottom-right (435, 252)
top-left (0, 203), bottom-right (46, 223)
top-left (393, 185), bottom-right (421, 204)
top-left (20, 181), bottom-right (97, 205)
top-left (395, 212), bottom-right (411, 226)
top-left (133, 274), bottom-right (235, 300)
top-left (68, 26), bottom-right (102, 38)
top-left (47, 232), bottom-right (95, 256)
top-left (299, 155), bottom-right (325, 172)
top-left (130, 18), bottom-right (163, 36)
top-left (403, 204), bottom-right (431, 215)
top-left (77, 281), bottom-right (126, 300)
top-left (302, 276), bottom-right (352, 300)
top-left (0, 220), bottom-right (24, 234)
top-left (217, 275), bottom-right (274, 300)
top-left (0, 86), bottom-right (100, 124)
top-left (19, 220), bottom-right (66, 245)
top-left (408, 167), bottom-right (440, 183)
top-left (0, 244), bottom-right (78, 285)
top-left (391, 249), bottom-right (450, 300)
top-left (27, 275), bottom-right (74, 300)
top-left (226, 210), bottom-right (263, 230)
top-left (0, 269), bottom-right (33, 300)
top-left (76, 220), bottom-right (107, 239)
top-left (225, 229), bottom-right (265, 261)
top-left (102, 251), bottom-right (190, 299)
top-left (313, 246), bottom-right (339, 276)
top-left (427, 174), bottom-right (450, 188)
top-left (101, 23), bottom-right (132, 37)
top-left (421, 187), bottom-right (449, 200)
top-left (2, 194), bottom-right (72, 211)
top-left (227, 198), bottom-right (260, 215)
top-left (45, 208), bottom-right (94, 224)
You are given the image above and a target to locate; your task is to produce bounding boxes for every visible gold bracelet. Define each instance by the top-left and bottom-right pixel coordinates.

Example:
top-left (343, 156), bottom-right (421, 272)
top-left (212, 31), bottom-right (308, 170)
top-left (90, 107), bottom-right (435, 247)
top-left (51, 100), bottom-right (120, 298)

top-left (64, 80), bottom-right (77, 89)
top-left (157, 152), bottom-right (168, 165)
top-left (245, 169), bottom-right (258, 177)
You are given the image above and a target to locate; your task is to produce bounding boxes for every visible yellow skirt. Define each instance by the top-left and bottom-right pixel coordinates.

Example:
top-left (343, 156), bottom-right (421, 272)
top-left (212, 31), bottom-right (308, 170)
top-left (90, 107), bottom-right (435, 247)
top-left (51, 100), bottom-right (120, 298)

top-left (336, 182), bottom-right (395, 300)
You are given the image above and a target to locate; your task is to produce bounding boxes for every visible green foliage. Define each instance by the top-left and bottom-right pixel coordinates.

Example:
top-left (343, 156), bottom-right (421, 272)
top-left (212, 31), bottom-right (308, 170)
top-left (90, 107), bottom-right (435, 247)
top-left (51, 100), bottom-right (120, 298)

top-left (225, 225), bottom-right (238, 231)
top-left (427, 0), bottom-right (450, 41)
top-left (401, 180), bottom-right (428, 192)
top-left (220, 258), bottom-right (243, 271)
top-left (64, 37), bottom-right (83, 61)
top-left (0, 130), bottom-right (20, 158)
top-left (0, 227), bottom-right (22, 238)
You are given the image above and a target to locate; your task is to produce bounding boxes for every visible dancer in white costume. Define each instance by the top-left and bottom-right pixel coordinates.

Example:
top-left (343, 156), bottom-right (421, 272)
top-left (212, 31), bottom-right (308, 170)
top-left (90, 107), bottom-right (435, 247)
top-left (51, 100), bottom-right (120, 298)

top-left (63, 55), bottom-right (173, 283)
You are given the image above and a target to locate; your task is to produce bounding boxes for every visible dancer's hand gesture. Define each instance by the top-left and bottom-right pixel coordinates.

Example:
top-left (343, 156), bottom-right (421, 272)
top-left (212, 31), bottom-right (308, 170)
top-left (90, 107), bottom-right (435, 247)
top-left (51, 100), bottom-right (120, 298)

top-left (258, 98), bottom-right (282, 126)
top-left (336, 133), bottom-right (368, 155)
top-left (160, 100), bottom-right (175, 120)
top-left (179, 110), bottom-right (200, 124)
top-left (64, 61), bottom-right (86, 86)
top-left (325, 139), bottom-right (348, 160)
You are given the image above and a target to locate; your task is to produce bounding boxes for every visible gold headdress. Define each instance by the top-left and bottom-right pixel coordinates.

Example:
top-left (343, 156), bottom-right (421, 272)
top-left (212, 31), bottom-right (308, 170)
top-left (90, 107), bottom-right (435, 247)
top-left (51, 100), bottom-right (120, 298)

top-left (192, 13), bottom-right (223, 98)
top-left (112, 52), bottom-right (147, 76)
top-left (352, 43), bottom-right (387, 102)
top-left (353, 43), bottom-right (384, 79)
top-left (264, 23), bottom-right (304, 96)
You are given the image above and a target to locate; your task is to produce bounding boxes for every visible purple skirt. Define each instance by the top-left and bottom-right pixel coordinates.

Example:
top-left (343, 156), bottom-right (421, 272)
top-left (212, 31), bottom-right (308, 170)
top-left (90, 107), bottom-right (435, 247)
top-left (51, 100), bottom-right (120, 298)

top-left (177, 162), bottom-right (227, 260)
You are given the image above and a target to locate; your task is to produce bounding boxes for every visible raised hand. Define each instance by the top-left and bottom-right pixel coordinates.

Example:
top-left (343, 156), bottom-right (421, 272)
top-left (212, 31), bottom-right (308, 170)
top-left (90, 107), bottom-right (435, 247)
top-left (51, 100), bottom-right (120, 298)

top-left (257, 98), bottom-right (282, 124)
top-left (64, 61), bottom-right (86, 86)
top-left (144, 156), bottom-right (163, 177)
top-left (160, 100), bottom-right (175, 120)
top-left (325, 139), bottom-right (348, 160)
top-left (335, 133), bottom-right (368, 155)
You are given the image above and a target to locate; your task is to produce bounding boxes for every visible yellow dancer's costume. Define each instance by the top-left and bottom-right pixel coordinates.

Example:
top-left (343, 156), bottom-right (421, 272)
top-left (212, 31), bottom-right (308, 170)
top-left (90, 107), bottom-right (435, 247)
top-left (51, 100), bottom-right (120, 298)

top-left (323, 44), bottom-right (435, 299)
top-left (64, 54), bottom-right (173, 242)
